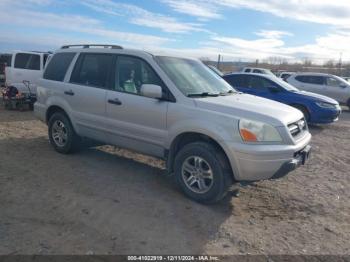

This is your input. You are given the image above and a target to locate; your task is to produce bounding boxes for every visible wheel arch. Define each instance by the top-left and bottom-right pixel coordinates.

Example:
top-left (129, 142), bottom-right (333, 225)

top-left (46, 105), bottom-right (67, 123)
top-left (289, 103), bottom-right (311, 120)
top-left (45, 105), bottom-right (79, 133)
top-left (166, 132), bottom-right (237, 182)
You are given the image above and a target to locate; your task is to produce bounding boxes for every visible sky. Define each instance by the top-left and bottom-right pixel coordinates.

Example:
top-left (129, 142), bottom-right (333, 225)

top-left (0, 0), bottom-right (350, 64)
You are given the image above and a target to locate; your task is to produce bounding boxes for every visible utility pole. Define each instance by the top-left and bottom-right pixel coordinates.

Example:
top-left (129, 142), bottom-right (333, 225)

top-left (217, 54), bottom-right (221, 70)
top-left (339, 52), bottom-right (343, 76)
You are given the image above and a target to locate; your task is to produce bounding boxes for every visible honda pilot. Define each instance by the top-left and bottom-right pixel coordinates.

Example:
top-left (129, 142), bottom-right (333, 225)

top-left (34, 44), bottom-right (312, 203)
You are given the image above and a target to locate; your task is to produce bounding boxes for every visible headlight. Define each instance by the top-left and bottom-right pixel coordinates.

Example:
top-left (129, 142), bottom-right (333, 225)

top-left (316, 102), bottom-right (336, 109)
top-left (239, 119), bottom-right (282, 142)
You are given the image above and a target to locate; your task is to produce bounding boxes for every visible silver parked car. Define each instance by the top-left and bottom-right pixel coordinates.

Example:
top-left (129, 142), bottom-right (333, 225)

top-left (34, 44), bottom-right (311, 203)
top-left (287, 73), bottom-right (350, 108)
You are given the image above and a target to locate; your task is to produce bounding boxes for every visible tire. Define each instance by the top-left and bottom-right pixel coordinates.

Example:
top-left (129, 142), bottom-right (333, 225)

top-left (293, 105), bottom-right (310, 122)
top-left (174, 142), bottom-right (232, 204)
top-left (48, 112), bottom-right (81, 154)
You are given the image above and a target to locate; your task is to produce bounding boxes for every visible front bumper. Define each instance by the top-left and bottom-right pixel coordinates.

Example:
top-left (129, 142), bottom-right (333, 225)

top-left (310, 105), bottom-right (342, 124)
top-left (223, 132), bottom-right (312, 181)
top-left (270, 145), bottom-right (311, 179)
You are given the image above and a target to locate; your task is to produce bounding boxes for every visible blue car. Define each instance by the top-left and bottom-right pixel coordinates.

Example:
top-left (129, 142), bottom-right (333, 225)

top-left (223, 73), bottom-right (342, 124)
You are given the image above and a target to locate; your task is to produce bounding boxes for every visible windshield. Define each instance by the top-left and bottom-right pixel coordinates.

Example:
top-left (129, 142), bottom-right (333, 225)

top-left (333, 75), bottom-right (350, 86)
top-left (156, 56), bottom-right (235, 96)
top-left (270, 75), bottom-right (299, 91)
top-left (264, 69), bottom-right (275, 76)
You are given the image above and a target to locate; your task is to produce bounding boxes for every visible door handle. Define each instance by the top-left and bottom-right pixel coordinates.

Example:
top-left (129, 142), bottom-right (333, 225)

top-left (108, 98), bottom-right (122, 105)
top-left (64, 90), bottom-right (74, 96)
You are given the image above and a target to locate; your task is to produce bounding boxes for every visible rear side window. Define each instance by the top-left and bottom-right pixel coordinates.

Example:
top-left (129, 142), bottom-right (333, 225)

top-left (14, 53), bottom-right (31, 69)
top-left (225, 75), bottom-right (247, 87)
top-left (70, 53), bottom-right (114, 88)
top-left (247, 76), bottom-right (277, 91)
top-left (14, 53), bottom-right (40, 70)
top-left (44, 52), bottom-right (76, 82)
top-left (27, 54), bottom-right (40, 70)
top-left (295, 75), bottom-right (307, 83)
top-left (244, 68), bottom-right (251, 72)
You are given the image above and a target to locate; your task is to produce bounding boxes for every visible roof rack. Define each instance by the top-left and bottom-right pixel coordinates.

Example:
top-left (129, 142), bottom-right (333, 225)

top-left (61, 44), bottom-right (123, 50)
top-left (30, 51), bottom-right (53, 54)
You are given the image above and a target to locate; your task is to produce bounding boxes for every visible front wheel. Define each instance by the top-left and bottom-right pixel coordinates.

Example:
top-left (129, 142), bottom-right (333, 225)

top-left (174, 142), bottom-right (232, 203)
top-left (48, 112), bottom-right (81, 154)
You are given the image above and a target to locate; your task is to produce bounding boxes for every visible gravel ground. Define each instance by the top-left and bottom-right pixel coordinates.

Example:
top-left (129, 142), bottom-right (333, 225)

top-left (0, 106), bottom-right (349, 255)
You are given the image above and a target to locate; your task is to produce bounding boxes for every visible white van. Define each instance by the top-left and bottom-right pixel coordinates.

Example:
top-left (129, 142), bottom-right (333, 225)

top-left (242, 67), bottom-right (275, 76)
top-left (5, 51), bottom-right (50, 94)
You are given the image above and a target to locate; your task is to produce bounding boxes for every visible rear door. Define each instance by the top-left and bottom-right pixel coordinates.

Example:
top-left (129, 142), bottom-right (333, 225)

top-left (295, 75), bottom-right (326, 94)
top-left (64, 52), bottom-right (114, 140)
top-left (10, 53), bottom-right (43, 92)
top-left (105, 55), bottom-right (169, 157)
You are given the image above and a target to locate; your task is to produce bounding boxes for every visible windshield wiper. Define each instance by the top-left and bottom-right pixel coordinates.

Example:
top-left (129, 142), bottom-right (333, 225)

top-left (219, 89), bottom-right (237, 96)
top-left (187, 92), bottom-right (220, 97)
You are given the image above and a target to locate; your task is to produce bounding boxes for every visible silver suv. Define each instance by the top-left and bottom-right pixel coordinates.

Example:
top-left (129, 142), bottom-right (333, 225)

top-left (34, 44), bottom-right (312, 203)
top-left (287, 72), bottom-right (350, 108)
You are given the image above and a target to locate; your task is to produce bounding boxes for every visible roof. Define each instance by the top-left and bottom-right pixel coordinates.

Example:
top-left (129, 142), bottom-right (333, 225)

top-left (56, 44), bottom-right (199, 61)
top-left (11, 50), bottom-right (50, 55)
top-left (224, 72), bottom-right (280, 80)
top-left (292, 72), bottom-right (332, 76)
top-left (242, 67), bottom-right (272, 71)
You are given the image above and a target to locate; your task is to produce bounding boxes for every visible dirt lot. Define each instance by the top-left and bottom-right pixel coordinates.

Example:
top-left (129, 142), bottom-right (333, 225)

top-left (0, 106), bottom-right (349, 255)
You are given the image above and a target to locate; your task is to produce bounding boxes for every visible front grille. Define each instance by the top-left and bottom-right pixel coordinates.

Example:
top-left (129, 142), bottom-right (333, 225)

top-left (288, 118), bottom-right (307, 138)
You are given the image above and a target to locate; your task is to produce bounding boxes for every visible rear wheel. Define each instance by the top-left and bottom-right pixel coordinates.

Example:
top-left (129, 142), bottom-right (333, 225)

top-left (293, 105), bottom-right (310, 122)
top-left (48, 112), bottom-right (81, 154)
top-left (174, 142), bottom-right (232, 203)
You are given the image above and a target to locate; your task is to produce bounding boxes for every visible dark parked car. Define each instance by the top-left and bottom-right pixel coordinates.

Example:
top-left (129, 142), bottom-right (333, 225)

top-left (223, 73), bottom-right (342, 124)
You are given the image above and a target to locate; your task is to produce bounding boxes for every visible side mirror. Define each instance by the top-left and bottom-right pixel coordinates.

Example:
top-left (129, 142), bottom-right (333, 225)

top-left (340, 83), bottom-right (348, 88)
top-left (268, 86), bottom-right (279, 93)
top-left (140, 84), bottom-right (163, 99)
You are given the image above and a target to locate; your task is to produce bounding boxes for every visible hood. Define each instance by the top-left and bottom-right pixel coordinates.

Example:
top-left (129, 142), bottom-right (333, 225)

top-left (292, 90), bottom-right (339, 104)
top-left (194, 93), bottom-right (303, 127)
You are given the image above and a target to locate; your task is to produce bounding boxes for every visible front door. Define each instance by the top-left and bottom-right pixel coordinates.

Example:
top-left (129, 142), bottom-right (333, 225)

top-left (105, 55), bottom-right (168, 158)
top-left (244, 75), bottom-right (284, 103)
top-left (324, 76), bottom-right (349, 103)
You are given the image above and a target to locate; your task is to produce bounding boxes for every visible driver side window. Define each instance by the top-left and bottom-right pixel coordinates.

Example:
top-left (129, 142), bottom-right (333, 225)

top-left (326, 77), bottom-right (341, 87)
top-left (247, 76), bottom-right (276, 91)
top-left (115, 56), bottom-right (162, 96)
